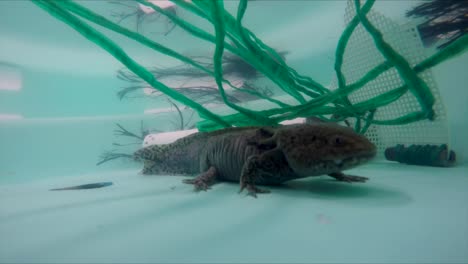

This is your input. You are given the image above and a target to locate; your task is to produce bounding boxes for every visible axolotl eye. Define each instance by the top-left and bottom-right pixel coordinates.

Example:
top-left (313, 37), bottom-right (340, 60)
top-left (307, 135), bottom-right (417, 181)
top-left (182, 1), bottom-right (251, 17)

top-left (332, 136), bottom-right (344, 146)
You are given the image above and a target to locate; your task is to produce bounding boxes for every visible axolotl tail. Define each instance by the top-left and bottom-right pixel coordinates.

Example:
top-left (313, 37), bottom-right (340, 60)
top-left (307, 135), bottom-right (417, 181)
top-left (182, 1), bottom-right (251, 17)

top-left (133, 144), bottom-right (168, 174)
top-left (133, 143), bottom-right (199, 175)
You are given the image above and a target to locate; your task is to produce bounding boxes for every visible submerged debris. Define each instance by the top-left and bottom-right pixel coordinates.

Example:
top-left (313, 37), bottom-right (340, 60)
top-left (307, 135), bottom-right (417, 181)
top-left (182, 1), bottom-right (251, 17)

top-left (50, 182), bottom-right (113, 191)
top-left (385, 144), bottom-right (456, 167)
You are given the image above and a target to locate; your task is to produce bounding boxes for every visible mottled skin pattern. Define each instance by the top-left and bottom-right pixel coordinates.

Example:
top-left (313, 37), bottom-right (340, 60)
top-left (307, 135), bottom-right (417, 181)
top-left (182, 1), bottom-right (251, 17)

top-left (134, 123), bottom-right (377, 197)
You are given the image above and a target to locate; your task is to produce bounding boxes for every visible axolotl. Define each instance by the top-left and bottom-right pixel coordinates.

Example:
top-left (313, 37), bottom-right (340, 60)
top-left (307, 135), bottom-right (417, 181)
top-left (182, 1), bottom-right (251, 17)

top-left (133, 123), bottom-right (377, 197)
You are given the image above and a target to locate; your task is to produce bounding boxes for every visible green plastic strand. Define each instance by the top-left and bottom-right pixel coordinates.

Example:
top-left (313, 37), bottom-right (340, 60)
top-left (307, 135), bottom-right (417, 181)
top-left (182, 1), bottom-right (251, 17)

top-left (210, 0), bottom-right (277, 126)
top-left (334, 0), bottom-right (375, 113)
top-left (65, 0), bottom-right (284, 106)
top-left (32, 0), bottom-right (230, 128)
top-left (414, 33), bottom-right (468, 72)
top-left (354, 117), bottom-right (362, 132)
top-left (33, 0), bottom-right (468, 133)
top-left (233, 0), bottom-right (323, 99)
top-left (234, 12), bottom-right (320, 101)
top-left (175, 0), bottom-right (307, 103)
top-left (135, 0), bottom-right (219, 49)
top-left (56, 1), bottom-right (205, 74)
top-left (371, 111), bottom-right (428, 125)
top-left (354, 0), bottom-right (435, 120)
top-left (63, 0), bottom-right (289, 108)
top-left (231, 4), bottom-right (329, 96)
top-left (171, 0), bottom-right (211, 21)
top-left (360, 109), bottom-right (376, 134)
top-left (353, 85), bottom-right (409, 111)
top-left (198, 1), bottom-right (312, 103)
top-left (347, 61), bottom-right (393, 91)
top-left (335, 0), bottom-right (374, 89)
top-left (143, 0), bottom-right (436, 128)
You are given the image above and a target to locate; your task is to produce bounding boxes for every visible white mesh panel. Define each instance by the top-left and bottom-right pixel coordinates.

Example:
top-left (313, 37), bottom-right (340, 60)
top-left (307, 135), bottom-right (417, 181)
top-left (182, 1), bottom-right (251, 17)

top-left (329, 1), bottom-right (449, 155)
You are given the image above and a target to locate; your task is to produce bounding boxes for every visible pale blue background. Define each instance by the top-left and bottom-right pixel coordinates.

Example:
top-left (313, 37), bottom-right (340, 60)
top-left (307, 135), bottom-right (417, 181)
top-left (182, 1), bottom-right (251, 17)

top-left (0, 1), bottom-right (467, 263)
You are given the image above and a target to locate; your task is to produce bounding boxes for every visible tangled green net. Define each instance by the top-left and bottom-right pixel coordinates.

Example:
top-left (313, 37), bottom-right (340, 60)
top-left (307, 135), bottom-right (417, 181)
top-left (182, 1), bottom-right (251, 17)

top-left (32, 0), bottom-right (468, 133)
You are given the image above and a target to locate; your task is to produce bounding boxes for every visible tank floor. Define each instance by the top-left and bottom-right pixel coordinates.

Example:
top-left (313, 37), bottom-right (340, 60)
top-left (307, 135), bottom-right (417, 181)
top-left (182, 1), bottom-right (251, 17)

top-left (1, 162), bottom-right (467, 263)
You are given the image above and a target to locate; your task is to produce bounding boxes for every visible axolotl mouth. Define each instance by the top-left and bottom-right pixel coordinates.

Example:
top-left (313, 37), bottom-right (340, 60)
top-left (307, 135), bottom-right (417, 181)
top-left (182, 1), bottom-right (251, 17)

top-left (327, 150), bottom-right (377, 171)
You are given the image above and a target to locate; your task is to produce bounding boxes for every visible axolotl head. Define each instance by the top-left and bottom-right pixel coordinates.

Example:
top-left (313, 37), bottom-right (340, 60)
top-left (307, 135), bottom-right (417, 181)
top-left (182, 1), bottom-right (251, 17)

top-left (256, 123), bottom-right (377, 177)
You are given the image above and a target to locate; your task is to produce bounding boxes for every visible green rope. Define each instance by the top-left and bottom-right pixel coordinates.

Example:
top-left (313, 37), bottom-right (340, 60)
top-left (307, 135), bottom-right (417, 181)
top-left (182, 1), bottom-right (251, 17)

top-left (334, 0), bottom-right (375, 116)
top-left (210, 0), bottom-right (277, 126)
top-left (353, 85), bottom-right (409, 112)
top-left (58, 0), bottom-right (289, 109)
top-left (371, 111), bottom-right (428, 125)
top-left (32, 0), bottom-right (230, 128)
top-left (354, 0), bottom-right (435, 120)
top-left (172, 0), bottom-right (308, 104)
top-left (414, 33), bottom-right (468, 72)
top-left (31, 0), bottom-right (468, 133)
top-left (360, 109), bottom-right (376, 134)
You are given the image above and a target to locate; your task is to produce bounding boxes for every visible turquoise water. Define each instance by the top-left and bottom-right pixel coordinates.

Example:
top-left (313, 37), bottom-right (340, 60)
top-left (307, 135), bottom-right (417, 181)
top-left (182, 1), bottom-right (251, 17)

top-left (1, 0), bottom-right (468, 263)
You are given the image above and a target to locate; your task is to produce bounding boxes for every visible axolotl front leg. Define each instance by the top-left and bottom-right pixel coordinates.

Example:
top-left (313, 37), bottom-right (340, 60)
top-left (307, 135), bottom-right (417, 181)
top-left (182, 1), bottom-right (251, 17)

top-left (239, 148), bottom-right (287, 197)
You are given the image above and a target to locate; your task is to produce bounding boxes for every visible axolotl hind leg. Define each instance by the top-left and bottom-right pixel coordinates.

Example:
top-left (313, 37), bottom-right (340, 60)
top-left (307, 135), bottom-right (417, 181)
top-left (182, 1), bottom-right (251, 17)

top-left (183, 166), bottom-right (218, 192)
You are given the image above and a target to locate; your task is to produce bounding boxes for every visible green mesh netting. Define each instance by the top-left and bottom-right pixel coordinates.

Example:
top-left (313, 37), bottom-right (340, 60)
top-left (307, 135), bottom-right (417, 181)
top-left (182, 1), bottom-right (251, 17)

top-left (32, 0), bottom-right (468, 133)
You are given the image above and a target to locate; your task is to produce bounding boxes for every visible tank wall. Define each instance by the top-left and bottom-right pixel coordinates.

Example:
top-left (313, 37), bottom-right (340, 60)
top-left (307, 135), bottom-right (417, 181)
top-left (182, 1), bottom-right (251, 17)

top-left (0, 117), bottom-right (152, 184)
top-left (432, 53), bottom-right (468, 163)
top-left (1, 0), bottom-right (467, 186)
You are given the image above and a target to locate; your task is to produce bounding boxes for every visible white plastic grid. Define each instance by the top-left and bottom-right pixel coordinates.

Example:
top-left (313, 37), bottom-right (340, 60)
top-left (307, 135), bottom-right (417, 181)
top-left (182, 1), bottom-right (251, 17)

top-left (329, 1), bottom-right (450, 155)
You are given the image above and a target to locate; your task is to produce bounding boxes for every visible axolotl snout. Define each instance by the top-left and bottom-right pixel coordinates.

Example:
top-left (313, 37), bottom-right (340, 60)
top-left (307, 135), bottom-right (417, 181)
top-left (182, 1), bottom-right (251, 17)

top-left (272, 123), bottom-right (376, 177)
top-left (134, 123), bottom-right (377, 197)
